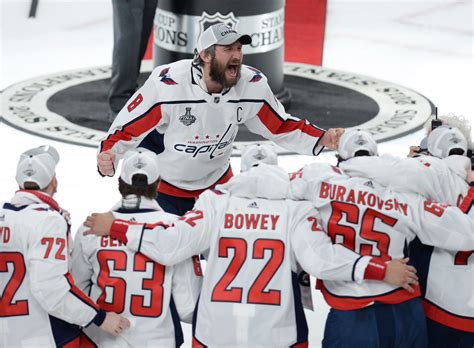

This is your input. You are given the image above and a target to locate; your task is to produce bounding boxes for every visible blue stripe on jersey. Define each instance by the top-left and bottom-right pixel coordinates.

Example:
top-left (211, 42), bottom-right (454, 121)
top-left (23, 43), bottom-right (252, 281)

top-left (351, 256), bottom-right (364, 282)
top-left (139, 129), bottom-right (165, 155)
top-left (114, 208), bottom-right (158, 214)
top-left (169, 295), bottom-right (184, 348)
top-left (191, 296), bottom-right (211, 346)
top-left (291, 271), bottom-right (309, 345)
top-left (409, 237), bottom-right (433, 296)
top-left (48, 315), bottom-right (83, 347)
top-left (2, 203), bottom-right (28, 211)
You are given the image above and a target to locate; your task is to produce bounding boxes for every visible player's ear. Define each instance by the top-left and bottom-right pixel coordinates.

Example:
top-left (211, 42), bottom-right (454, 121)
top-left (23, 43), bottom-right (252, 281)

top-left (200, 50), bottom-right (212, 64)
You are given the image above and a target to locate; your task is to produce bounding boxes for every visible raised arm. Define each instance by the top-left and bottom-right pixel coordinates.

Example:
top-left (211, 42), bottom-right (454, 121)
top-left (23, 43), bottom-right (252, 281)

top-left (97, 70), bottom-right (165, 176)
top-left (243, 76), bottom-right (343, 154)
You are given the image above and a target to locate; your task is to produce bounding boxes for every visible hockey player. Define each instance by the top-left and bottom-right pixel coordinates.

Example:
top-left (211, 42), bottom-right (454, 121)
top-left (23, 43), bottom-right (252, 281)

top-left (83, 164), bottom-right (419, 347)
top-left (408, 113), bottom-right (472, 159)
top-left (0, 145), bottom-right (129, 347)
top-left (288, 129), bottom-right (474, 347)
top-left (97, 22), bottom-right (344, 216)
top-left (72, 148), bottom-right (202, 347)
top-left (338, 127), bottom-right (474, 347)
top-left (240, 143), bottom-right (313, 310)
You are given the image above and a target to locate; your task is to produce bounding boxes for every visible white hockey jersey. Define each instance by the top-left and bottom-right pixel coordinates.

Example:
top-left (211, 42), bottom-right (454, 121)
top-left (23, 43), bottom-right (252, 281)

top-left (100, 60), bottom-right (325, 198)
top-left (340, 154), bottom-right (474, 332)
top-left (288, 163), bottom-right (474, 311)
top-left (0, 191), bottom-right (104, 348)
top-left (105, 165), bottom-right (392, 348)
top-left (71, 197), bottom-right (202, 347)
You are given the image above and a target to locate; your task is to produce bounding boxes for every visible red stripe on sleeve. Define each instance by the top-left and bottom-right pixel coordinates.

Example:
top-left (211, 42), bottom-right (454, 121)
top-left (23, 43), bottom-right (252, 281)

top-left (144, 221), bottom-right (171, 230)
top-left (192, 255), bottom-right (203, 276)
top-left (364, 258), bottom-right (387, 280)
top-left (110, 220), bottom-right (130, 244)
top-left (256, 103), bottom-right (324, 138)
top-left (459, 186), bottom-right (474, 213)
top-left (101, 104), bottom-right (163, 152)
top-left (65, 273), bottom-right (99, 311)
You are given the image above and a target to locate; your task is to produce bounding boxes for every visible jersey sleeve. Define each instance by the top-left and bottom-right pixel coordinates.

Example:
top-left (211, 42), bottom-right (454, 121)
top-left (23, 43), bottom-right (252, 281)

top-left (171, 258), bottom-right (202, 323)
top-left (290, 205), bottom-right (371, 283)
top-left (28, 213), bottom-right (104, 327)
top-left (340, 156), bottom-right (454, 203)
top-left (243, 78), bottom-right (326, 156)
top-left (410, 187), bottom-right (474, 251)
top-left (120, 190), bottom-right (219, 265)
top-left (99, 69), bottom-right (167, 158)
top-left (71, 225), bottom-right (94, 294)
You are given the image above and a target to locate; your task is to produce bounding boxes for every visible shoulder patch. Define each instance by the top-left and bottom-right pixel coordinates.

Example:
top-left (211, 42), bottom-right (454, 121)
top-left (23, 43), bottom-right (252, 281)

top-left (159, 67), bottom-right (177, 85)
top-left (247, 66), bottom-right (263, 83)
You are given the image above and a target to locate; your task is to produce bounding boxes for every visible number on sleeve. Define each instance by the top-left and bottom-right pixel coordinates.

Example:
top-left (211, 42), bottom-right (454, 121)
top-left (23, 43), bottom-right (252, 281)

top-left (41, 237), bottom-right (66, 260)
top-left (454, 251), bottom-right (473, 266)
top-left (179, 210), bottom-right (204, 227)
top-left (127, 93), bottom-right (143, 112)
top-left (307, 217), bottom-right (323, 232)
top-left (423, 201), bottom-right (446, 217)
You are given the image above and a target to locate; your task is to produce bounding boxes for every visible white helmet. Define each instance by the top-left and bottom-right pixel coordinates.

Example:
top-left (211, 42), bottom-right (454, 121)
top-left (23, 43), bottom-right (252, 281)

top-left (428, 125), bottom-right (468, 159)
top-left (337, 129), bottom-right (378, 160)
top-left (16, 145), bottom-right (60, 189)
top-left (120, 148), bottom-right (160, 185)
top-left (240, 143), bottom-right (278, 172)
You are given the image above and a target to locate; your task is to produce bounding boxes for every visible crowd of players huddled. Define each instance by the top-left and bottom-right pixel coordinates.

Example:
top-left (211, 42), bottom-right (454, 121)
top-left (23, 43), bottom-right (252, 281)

top-left (2, 113), bottom-right (473, 348)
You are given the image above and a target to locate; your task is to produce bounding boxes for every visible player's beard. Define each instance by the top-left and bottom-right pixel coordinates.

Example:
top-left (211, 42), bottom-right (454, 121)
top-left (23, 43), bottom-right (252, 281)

top-left (209, 56), bottom-right (241, 89)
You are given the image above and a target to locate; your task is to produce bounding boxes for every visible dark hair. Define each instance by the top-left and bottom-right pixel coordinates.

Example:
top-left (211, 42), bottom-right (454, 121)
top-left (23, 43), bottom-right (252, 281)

top-left (336, 149), bottom-right (372, 165)
top-left (195, 46), bottom-right (216, 67)
top-left (448, 148), bottom-right (466, 156)
top-left (22, 182), bottom-right (40, 190)
top-left (118, 174), bottom-right (158, 200)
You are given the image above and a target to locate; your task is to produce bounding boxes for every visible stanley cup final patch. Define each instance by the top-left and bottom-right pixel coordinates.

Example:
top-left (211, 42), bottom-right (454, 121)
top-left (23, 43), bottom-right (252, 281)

top-left (179, 107), bottom-right (197, 126)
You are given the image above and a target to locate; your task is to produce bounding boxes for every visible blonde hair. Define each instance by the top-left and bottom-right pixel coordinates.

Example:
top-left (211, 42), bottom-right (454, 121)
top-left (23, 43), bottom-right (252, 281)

top-left (424, 114), bottom-right (472, 149)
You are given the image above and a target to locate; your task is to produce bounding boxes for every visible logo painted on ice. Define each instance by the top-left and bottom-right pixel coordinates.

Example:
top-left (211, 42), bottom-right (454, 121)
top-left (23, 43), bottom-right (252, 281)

top-left (179, 108), bottom-right (196, 126)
